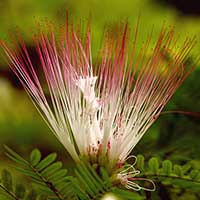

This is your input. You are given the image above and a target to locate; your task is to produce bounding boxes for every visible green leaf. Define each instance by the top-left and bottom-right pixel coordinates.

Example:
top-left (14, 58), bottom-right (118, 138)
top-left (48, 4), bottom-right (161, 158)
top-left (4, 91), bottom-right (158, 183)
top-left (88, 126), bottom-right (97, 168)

top-left (100, 167), bottom-right (112, 187)
top-left (173, 164), bottom-right (183, 177)
top-left (162, 160), bottom-right (172, 175)
top-left (0, 169), bottom-right (33, 200)
top-left (81, 162), bottom-right (104, 192)
top-left (76, 163), bottom-right (98, 194)
top-left (48, 169), bottom-right (68, 182)
top-left (1, 169), bottom-right (13, 192)
top-left (41, 162), bottom-right (63, 177)
top-left (190, 169), bottom-right (199, 180)
top-left (30, 149), bottom-right (41, 166)
top-left (5, 147), bottom-right (75, 199)
top-left (182, 163), bottom-right (192, 174)
top-left (67, 176), bottom-right (89, 199)
top-left (148, 157), bottom-right (159, 174)
top-left (5, 146), bottom-right (28, 167)
top-left (136, 154), bottom-right (144, 172)
top-left (15, 166), bottom-right (40, 181)
top-left (169, 179), bottom-right (200, 191)
top-left (75, 169), bottom-right (95, 197)
top-left (36, 153), bottom-right (57, 171)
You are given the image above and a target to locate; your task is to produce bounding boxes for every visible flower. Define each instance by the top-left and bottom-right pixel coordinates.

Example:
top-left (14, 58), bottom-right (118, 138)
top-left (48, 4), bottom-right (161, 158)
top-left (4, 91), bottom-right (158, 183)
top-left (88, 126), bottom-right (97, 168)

top-left (1, 20), bottom-right (197, 190)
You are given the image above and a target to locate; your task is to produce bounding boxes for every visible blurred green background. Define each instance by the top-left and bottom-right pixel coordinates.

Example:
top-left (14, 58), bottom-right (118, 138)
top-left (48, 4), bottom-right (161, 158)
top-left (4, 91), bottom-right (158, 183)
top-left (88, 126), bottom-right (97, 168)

top-left (0, 0), bottom-right (200, 199)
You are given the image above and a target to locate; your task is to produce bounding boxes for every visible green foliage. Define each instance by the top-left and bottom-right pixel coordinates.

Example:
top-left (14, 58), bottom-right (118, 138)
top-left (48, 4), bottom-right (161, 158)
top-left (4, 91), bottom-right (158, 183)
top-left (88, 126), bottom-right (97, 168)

top-left (4, 146), bottom-right (74, 200)
top-left (1, 170), bottom-right (13, 193)
top-left (30, 149), bottom-right (41, 167)
top-left (136, 155), bottom-right (200, 192)
top-left (136, 154), bottom-right (145, 172)
top-left (111, 188), bottom-right (145, 200)
top-left (2, 147), bottom-right (145, 200)
top-left (0, 169), bottom-right (46, 200)
top-left (1, 147), bottom-right (200, 200)
top-left (148, 157), bottom-right (159, 174)
top-left (162, 160), bottom-right (172, 176)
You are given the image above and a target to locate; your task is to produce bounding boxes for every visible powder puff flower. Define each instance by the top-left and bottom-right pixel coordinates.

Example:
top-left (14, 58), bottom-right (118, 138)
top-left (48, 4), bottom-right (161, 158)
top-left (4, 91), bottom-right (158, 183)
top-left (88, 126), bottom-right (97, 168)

top-left (1, 19), bottom-right (197, 190)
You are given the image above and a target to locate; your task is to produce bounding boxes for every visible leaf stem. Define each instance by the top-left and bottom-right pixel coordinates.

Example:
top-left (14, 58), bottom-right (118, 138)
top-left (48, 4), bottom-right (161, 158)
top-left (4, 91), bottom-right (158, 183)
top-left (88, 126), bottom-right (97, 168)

top-left (28, 164), bottom-right (65, 200)
top-left (0, 184), bottom-right (19, 200)
top-left (142, 174), bottom-right (200, 184)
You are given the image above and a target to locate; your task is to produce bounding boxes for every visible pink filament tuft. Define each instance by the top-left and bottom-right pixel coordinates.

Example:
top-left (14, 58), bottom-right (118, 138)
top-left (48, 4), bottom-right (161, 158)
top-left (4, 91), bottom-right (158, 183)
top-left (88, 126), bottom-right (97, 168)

top-left (0, 18), bottom-right (198, 166)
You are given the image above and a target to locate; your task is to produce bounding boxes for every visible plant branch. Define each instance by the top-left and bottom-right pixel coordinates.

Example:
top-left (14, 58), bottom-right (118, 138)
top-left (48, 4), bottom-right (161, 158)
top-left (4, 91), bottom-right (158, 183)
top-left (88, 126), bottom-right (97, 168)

top-left (28, 164), bottom-right (65, 200)
top-left (0, 184), bottom-right (19, 200)
top-left (142, 174), bottom-right (200, 184)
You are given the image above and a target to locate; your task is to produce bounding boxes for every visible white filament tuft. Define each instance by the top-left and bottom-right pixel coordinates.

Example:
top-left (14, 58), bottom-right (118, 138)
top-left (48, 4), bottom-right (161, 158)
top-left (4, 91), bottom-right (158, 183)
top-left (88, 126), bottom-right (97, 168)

top-left (117, 156), bottom-right (156, 191)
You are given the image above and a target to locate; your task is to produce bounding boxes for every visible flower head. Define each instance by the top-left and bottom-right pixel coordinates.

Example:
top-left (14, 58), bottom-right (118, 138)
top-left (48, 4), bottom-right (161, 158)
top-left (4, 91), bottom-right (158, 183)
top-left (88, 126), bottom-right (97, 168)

top-left (1, 19), bottom-right (197, 189)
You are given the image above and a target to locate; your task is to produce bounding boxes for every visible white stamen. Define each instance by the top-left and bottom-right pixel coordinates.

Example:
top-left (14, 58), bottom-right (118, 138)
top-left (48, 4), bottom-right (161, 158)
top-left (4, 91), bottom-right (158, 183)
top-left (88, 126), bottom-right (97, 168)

top-left (76, 76), bottom-right (103, 152)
